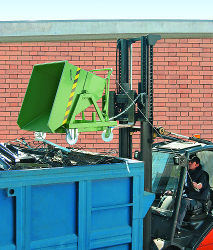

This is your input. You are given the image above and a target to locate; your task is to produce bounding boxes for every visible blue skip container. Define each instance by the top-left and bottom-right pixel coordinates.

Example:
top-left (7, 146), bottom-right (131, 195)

top-left (0, 159), bottom-right (154, 250)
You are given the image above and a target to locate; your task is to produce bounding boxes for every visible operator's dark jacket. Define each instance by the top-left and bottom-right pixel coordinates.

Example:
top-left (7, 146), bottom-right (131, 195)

top-left (185, 167), bottom-right (210, 203)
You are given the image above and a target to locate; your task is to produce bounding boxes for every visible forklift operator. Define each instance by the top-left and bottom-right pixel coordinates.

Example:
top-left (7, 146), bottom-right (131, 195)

top-left (176, 156), bottom-right (210, 234)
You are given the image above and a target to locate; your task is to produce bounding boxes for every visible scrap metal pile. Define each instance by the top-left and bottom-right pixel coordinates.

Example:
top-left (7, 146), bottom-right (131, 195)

top-left (0, 138), bottom-right (123, 171)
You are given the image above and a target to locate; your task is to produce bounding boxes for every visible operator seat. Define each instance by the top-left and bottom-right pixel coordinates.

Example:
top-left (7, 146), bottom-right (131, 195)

top-left (184, 195), bottom-right (212, 222)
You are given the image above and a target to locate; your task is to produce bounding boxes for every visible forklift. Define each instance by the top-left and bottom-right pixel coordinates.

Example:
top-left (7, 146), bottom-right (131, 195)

top-left (150, 135), bottom-right (213, 250)
top-left (112, 36), bottom-right (213, 249)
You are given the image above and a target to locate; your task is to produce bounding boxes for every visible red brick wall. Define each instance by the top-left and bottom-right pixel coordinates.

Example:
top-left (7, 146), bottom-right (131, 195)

top-left (0, 39), bottom-right (213, 155)
top-left (153, 38), bottom-right (213, 142)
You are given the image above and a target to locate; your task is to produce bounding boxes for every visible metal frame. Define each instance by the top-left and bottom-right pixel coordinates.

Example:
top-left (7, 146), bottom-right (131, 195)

top-left (114, 35), bottom-right (161, 249)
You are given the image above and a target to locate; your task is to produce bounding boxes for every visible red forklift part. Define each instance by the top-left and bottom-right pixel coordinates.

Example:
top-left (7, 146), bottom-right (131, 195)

top-left (197, 229), bottom-right (213, 249)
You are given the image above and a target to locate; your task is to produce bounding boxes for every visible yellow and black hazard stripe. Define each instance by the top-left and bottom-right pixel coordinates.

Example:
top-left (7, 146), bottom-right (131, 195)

top-left (63, 67), bottom-right (81, 125)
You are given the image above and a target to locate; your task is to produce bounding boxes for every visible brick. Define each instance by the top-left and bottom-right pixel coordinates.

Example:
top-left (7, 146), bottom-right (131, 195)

top-left (203, 57), bottom-right (211, 62)
top-left (176, 80), bottom-right (191, 85)
top-left (0, 112), bottom-right (10, 116)
top-left (187, 66), bottom-right (202, 71)
top-left (164, 57), bottom-right (179, 61)
top-left (165, 47), bottom-right (181, 52)
top-left (156, 66), bottom-right (164, 71)
top-left (188, 47), bottom-right (203, 53)
top-left (199, 80), bottom-right (213, 84)
top-left (176, 97), bottom-right (192, 102)
top-left (204, 76), bottom-right (212, 80)
top-left (165, 120), bottom-right (181, 126)
top-left (92, 52), bottom-right (109, 57)
top-left (188, 39), bottom-right (203, 43)
top-left (177, 43), bottom-right (193, 48)
top-left (0, 56), bottom-right (10, 60)
top-left (18, 56), bottom-right (33, 61)
top-left (188, 57), bottom-right (202, 61)
top-left (0, 50), bottom-right (6, 55)
top-left (6, 79), bottom-right (21, 84)
top-left (203, 85), bottom-right (212, 89)
top-left (154, 52), bottom-right (169, 57)
top-left (179, 48), bottom-right (187, 53)
top-left (0, 65), bottom-right (9, 70)
top-left (200, 52), bottom-right (213, 57)
top-left (177, 89), bottom-right (191, 94)
top-left (168, 52), bottom-right (177, 57)
top-left (177, 61), bottom-right (191, 66)
top-left (95, 56), bottom-right (104, 61)
top-left (166, 75), bottom-right (180, 80)
top-left (200, 62), bottom-right (213, 66)
top-left (165, 66), bottom-right (179, 71)
top-left (188, 76), bottom-right (203, 80)
top-left (179, 66), bottom-right (187, 71)
top-left (81, 47), bottom-right (96, 52)
top-left (168, 61), bottom-right (177, 66)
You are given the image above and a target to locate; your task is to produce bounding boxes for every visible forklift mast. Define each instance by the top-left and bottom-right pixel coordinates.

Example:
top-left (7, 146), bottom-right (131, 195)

top-left (114, 35), bottom-right (161, 157)
top-left (110, 34), bottom-right (161, 249)
top-left (109, 34), bottom-right (161, 249)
